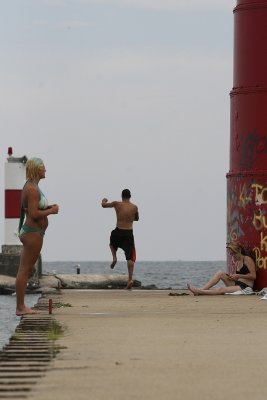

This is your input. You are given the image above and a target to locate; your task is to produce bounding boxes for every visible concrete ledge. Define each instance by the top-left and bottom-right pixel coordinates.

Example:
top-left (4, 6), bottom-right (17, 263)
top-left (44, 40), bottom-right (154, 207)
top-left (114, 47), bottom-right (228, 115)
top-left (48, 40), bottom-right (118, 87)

top-left (0, 274), bottom-right (142, 294)
top-left (0, 275), bottom-right (16, 294)
top-left (55, 274), bottom-right (141, 289)
top-left (39, 275), bottom-right (60, 289)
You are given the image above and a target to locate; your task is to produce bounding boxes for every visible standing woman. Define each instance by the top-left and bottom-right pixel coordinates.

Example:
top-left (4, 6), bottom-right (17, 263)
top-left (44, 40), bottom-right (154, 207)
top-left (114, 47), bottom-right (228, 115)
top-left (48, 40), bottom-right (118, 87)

top-left (16, 157), bottom-right (59, 315)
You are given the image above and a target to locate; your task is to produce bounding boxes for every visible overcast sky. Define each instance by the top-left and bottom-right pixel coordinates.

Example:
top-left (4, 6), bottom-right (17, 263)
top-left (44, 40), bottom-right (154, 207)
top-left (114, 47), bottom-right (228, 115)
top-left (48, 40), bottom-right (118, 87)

top-left (0, 0), bottom-right (235, 262)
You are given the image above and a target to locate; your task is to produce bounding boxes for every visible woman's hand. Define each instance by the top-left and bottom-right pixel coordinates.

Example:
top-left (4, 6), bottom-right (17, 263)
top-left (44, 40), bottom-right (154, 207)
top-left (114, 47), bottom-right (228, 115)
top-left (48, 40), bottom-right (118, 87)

top-left (49, 204), bottom-right (59, 214)
top-left (229, 274), bottom-right (239, 280)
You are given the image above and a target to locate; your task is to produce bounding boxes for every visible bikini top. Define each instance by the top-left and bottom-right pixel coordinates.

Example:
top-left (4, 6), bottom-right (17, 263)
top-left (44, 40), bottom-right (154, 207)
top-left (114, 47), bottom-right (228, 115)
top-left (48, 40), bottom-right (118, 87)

top-left (37, 186), bottom-right (48, 210)
top-left (23, 181), bottom-right (48, 210)
top-left (236, 259), bottom-right (250, 275)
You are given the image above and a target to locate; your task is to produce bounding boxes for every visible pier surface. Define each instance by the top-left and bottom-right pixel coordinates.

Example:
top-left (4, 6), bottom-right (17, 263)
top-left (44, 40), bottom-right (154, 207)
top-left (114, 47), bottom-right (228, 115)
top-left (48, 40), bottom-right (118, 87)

top-left (26, 289), bottom-right (267, 400)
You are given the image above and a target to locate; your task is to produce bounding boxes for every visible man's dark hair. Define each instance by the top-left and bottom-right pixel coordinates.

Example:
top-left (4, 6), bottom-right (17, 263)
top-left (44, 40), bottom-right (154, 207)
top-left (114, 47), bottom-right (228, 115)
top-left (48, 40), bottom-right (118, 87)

top-left (121, 189), bottom-right (131, 199)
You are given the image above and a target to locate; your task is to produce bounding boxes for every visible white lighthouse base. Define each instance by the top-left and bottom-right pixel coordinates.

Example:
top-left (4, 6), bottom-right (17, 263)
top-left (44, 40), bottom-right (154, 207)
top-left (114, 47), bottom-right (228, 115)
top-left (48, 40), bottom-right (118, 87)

top-left (2, 244), bottom-right (22, 255)
top-left (0, 245), bottom-right (42, 285)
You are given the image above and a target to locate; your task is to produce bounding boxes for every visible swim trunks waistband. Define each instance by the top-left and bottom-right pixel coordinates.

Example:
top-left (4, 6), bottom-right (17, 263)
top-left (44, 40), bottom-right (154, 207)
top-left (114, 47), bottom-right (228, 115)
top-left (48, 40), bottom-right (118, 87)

top-left (115, 227), bottom-right (133, 232)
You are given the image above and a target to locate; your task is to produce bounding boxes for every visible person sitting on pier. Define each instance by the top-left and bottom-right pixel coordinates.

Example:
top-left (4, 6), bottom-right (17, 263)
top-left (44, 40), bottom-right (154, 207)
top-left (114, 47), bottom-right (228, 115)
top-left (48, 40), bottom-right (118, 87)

top-left (187, 242), bottom-right (256, 295)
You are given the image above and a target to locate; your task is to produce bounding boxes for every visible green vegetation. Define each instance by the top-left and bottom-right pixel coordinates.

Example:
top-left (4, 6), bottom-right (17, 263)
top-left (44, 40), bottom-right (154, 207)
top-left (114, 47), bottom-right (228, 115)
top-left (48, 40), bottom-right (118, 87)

top-left (10, 332), bottom-right (22, 341)
top-left (54, 302), bottom-right (72, 308)
top-left (46, 320), bottom-right (65, 341)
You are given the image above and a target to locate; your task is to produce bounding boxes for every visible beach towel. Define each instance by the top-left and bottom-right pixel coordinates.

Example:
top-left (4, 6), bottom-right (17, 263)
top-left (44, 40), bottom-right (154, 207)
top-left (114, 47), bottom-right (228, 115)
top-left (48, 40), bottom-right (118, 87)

top-left (226, 287), bottom-right (254, 295)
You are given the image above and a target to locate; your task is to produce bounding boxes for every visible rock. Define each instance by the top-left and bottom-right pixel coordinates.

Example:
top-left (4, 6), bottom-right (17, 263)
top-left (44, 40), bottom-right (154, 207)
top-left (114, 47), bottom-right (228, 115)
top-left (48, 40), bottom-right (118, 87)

top-left (39, 275), bottom-right (61, 289)
top-left (0, 273), bottom-right (142, 294)
top-left (55, 274), bottom-right (141, 289)
top-left (140, 284), bottom-right (159, 290)
top-left (0, 275), bottom-right (16, 294)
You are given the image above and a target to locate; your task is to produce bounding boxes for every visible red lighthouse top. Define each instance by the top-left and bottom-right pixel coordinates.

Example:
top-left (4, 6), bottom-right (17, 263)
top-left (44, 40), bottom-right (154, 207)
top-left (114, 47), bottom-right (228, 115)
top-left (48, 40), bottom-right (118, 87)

top-left (8, 147), bottom-right (13, 157)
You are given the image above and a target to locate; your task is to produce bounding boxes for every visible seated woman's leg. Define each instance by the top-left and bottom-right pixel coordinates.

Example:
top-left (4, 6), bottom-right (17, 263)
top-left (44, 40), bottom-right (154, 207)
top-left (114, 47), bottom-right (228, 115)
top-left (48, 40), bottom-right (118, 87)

top-left (188, 284), bottom-right (241, 296)
top-left (202, 270), bottom-right (233, 289)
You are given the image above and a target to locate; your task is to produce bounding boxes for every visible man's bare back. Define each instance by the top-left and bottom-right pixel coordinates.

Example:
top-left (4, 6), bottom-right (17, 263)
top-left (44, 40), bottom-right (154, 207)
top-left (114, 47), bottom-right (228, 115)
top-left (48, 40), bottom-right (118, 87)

top-left (102, 199), bottom-right (139, 229)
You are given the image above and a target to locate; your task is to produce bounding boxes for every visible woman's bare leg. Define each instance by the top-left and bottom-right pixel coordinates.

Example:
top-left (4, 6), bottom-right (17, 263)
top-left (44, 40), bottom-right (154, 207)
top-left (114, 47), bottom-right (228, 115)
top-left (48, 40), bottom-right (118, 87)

top-left (16, 234), bottom-right (43, 316)
top-left (187, 283), bottom-right (241, 296)
top-left (202, 271), bottom-right (233, 289)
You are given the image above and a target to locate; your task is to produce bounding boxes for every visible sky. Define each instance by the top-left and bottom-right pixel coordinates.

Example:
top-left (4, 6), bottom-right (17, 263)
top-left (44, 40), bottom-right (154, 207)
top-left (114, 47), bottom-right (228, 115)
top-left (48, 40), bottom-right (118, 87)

top-left (0, 0), bottom-right (236, 262)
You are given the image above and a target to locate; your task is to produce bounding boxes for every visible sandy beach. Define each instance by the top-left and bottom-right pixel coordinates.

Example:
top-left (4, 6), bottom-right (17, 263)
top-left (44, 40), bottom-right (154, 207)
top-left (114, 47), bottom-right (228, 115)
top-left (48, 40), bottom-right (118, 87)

top-left (27, 289), bottom-right (267, 400)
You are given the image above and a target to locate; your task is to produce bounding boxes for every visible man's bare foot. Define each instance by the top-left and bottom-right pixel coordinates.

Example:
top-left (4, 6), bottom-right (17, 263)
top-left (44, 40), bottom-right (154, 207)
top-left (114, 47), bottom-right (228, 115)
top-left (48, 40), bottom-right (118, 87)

top-left (110, 259), bottom-right (117, 269)
top-left (126, 279), bottom-right (133, 290)
top-left (16, 307), bottom-right (39, 316)
top-left (187, 283), bottom-right (199, 296)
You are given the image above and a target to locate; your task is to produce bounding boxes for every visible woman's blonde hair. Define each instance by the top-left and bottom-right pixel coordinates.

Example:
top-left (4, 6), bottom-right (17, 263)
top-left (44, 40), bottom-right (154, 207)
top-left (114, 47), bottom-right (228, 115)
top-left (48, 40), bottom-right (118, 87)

top-left (26, 158), bottom-right (44, 181)
top-left (226, 241), bottom-right (243, 254)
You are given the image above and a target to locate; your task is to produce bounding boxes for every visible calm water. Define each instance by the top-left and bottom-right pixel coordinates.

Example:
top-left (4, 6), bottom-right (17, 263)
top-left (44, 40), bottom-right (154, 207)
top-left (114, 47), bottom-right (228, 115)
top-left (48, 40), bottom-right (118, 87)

top-left (0, 260), bottom-right (225, 350)
top-left (0, 293), bottom-right (39, 350)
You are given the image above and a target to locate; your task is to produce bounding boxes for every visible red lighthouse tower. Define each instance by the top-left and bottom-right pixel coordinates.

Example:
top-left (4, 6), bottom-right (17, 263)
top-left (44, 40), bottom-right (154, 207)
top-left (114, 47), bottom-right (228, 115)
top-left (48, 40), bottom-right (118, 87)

top-left (227, 0), bottom-right (267, 290)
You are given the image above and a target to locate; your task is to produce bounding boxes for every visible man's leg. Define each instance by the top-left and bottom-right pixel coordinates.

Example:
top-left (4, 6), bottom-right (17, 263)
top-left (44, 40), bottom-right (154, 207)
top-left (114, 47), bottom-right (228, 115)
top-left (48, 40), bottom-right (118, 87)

top-left (110, 245), bottom-right (117, 269)
top-left (126, 259), bottom-right (134, 289)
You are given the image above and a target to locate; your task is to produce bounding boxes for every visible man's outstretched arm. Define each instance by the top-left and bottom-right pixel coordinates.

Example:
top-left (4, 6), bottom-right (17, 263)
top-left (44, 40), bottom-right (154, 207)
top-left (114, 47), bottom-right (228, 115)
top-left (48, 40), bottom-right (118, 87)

top-left (101, 198), bottom-right (116, 208)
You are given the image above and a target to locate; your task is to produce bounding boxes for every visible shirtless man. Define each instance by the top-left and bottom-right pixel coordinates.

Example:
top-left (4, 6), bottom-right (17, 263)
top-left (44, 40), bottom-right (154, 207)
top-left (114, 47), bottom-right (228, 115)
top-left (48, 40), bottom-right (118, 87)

top-left (101, 189), bottom-right (139, 289)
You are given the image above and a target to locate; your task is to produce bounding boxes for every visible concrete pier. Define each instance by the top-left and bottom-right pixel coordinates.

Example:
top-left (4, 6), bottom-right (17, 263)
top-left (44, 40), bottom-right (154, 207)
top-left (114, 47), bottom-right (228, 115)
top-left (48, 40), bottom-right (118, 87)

top-left (5, 289), bottom-right (267, 400)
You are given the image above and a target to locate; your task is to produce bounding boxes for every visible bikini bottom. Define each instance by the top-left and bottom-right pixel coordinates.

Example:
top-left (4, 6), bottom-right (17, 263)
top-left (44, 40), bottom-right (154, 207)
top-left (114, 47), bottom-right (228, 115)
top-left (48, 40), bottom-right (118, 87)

top-left (235, 280), bottom-right (251, 290)
top-left (19, 224), bottom-right (46, 237)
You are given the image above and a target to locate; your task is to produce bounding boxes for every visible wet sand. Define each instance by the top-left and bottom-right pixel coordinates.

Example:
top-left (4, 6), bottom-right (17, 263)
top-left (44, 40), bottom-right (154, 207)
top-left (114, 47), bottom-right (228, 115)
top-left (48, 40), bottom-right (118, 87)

top-left (29, 289), bottom-right (267, 400)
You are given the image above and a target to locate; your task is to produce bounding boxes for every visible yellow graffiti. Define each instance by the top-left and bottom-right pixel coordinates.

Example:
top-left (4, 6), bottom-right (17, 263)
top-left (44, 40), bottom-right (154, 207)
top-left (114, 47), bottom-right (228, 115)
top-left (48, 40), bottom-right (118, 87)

top-left (254, 247), bottom-right (267, 270)
top-left (229, 230), bottom-right (238, 242)
top-left (260, 232), bottom-right (267, 252)
top-left (252, 209), bottom-right (267, 231)
top-left (251, 183), bottom-right (267, 205)
top-left (239, 184), bottom-right (251, 208)
top-left (229, 183), bottom-right (267, 273)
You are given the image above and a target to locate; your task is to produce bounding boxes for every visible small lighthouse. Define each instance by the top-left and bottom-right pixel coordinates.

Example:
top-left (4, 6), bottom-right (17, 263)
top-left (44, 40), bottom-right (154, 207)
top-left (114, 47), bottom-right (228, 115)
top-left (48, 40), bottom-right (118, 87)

top-left (0, 148), bottom-right (42, 279)
top-left (4, 147), bottom-right (27, 251)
